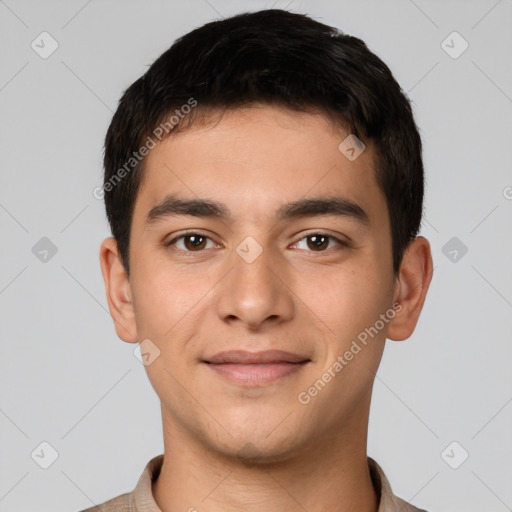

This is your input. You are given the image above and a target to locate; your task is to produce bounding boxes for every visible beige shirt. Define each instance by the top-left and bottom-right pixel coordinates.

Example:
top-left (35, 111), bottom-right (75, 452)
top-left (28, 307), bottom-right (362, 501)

top-left (80, 455), bottom-right (427, 511)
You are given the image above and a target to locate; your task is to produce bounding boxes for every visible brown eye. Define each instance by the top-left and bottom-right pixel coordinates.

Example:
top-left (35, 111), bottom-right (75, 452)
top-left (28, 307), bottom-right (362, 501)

top-left (183, 235), bottom-right (207, 251)
top-left (292, 233), bottom-right (348, 253)
top-left (167, 233), bottom-right (215, 252)
top-left (306, 234), bottom-right (329, 251)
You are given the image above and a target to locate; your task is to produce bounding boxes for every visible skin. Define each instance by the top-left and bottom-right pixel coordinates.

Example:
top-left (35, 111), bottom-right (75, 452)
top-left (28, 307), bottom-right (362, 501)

top-left (100, 104), bottom-right (433, 512)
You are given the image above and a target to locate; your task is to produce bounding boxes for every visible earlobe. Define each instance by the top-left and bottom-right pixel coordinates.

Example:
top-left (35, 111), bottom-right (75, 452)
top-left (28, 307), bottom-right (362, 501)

top-left (99, 237), bottom-right (139, 343)
top-left (386, 236), bottom-right (434, 342)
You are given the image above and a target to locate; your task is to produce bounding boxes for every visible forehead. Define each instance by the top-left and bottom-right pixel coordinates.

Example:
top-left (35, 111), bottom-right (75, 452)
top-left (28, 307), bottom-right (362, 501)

top-left (133, 104), bottom-right (386, 228)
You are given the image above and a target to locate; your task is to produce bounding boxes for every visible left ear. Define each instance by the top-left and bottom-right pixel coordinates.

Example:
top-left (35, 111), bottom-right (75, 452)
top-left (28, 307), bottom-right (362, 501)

top-left (387, 236), bottom-right (433, 341)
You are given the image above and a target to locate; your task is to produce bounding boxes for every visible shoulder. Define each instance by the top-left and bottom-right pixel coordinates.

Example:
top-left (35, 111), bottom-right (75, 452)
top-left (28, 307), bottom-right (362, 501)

top-left (76, 454), bottom-right (163, 512)
top-left (367, 457), bottom-right (430, 512)
top-left (78, 491), bottom-right (133, 511)
top-left (394, 495), bottom-right (429, 512)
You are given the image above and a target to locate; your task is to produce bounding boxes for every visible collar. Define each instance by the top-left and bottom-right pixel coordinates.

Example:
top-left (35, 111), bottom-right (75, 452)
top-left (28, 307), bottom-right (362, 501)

top-left (130, 454), bottom-right (426, 511)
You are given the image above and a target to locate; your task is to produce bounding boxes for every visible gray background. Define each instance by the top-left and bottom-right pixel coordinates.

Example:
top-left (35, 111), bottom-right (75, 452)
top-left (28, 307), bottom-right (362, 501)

top-left (1, 0), bottom-right (511, 510)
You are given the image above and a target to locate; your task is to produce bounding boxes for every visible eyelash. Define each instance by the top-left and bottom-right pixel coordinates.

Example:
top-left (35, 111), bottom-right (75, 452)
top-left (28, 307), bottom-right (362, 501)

top-left (165, 231), bottom-right (349, 256)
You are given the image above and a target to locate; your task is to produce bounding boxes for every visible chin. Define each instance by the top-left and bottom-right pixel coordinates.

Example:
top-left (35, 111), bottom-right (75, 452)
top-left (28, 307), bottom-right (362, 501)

top-left (210, 425), bottom-right (309, 466)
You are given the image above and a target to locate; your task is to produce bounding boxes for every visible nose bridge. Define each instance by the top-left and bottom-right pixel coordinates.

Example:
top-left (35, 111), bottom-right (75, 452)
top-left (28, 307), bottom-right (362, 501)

top-left (215, 239), bottom-right (294, 328)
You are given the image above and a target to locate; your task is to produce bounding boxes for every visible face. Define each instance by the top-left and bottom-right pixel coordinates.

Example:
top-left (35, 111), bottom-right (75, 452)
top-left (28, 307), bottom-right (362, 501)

top-left (102, 104), bottom-right (428, 462)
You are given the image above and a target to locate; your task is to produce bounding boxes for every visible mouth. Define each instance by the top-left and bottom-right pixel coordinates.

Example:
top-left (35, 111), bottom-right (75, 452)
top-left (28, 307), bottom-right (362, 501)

top-left (203, 350), bottom-right (311, 386)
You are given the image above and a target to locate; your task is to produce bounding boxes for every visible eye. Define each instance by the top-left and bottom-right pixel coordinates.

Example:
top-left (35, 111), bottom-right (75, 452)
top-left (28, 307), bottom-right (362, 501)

top-left (165, 231), bottom-right (348, 255)
top-left (292, 233), bottom-right (348, 253)
top-left (166, 232), bottom-right (218, 252)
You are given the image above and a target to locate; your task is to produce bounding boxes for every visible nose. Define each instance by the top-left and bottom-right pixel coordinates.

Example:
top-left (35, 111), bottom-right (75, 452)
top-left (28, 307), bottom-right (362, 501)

top-left (215, 243), bottom-right (295, 331)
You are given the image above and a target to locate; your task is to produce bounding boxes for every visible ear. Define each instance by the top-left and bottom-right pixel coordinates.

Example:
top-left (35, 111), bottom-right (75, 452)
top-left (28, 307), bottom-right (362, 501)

top-left (99, 237), bottom-right (138, 343)
top-left (387, 236), bottom-right (433, 341)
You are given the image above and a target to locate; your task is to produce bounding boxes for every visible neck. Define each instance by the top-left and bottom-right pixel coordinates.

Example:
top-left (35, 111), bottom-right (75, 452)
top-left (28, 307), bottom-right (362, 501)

top-left (152, 409), bottom-right (379, 512)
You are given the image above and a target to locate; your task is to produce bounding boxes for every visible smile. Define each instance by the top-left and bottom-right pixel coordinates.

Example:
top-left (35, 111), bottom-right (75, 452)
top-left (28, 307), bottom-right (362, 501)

top-left (203, 350), bottom-right (311, 386)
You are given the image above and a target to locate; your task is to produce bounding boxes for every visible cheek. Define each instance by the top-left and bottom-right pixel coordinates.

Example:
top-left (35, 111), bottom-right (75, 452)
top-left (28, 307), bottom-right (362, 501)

top-left (297, 258), bottom-right (386, 340)
top-left (131, 258), bottom-right (219, 362)
top-left (131, 261), bottom-right (192, 338)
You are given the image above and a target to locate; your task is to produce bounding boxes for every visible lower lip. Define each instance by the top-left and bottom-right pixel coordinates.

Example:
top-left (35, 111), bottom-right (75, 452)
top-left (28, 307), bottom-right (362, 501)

top-left (206, 362), bottom-right (307, 386)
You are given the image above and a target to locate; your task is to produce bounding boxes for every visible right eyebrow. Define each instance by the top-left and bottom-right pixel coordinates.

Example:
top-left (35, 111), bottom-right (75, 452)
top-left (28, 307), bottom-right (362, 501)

top-left (145, 195), bottom-right (231, 227)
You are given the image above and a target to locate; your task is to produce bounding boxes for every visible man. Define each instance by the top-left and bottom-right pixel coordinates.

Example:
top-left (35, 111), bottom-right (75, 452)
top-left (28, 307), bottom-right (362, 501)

top-left (87, 8), bottom-right (433, 511)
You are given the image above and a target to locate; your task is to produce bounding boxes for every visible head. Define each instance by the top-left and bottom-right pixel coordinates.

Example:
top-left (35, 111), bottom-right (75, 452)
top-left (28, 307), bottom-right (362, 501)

top-left (99, 9), bottom-right (432, 461)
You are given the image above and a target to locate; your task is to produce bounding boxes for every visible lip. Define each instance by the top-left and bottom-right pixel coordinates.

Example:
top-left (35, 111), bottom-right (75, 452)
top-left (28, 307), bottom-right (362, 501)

top-left (203, 350), bottom-right (310, 386)
top-left (205, 349), bottom-right (309, 364)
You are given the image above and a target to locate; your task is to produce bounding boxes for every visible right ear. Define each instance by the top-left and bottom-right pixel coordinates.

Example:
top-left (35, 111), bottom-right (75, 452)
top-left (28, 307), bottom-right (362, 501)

top-left (99, 237), bottom-right (138, 343)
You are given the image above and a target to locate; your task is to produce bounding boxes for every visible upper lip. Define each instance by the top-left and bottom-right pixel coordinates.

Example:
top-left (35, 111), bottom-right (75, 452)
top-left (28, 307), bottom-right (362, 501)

top-left (205, 350), bottom-right (310, 364)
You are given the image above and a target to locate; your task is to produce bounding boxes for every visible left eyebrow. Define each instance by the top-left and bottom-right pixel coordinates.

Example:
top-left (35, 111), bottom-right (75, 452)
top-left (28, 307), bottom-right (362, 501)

top-left (144, 194), bottom-right (370, 228)
top-left (276, 196), bottom-right (370, 227)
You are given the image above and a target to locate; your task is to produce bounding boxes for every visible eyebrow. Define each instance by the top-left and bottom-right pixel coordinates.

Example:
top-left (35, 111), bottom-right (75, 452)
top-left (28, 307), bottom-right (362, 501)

top-left (144, 194), bottom-right (370, 228)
